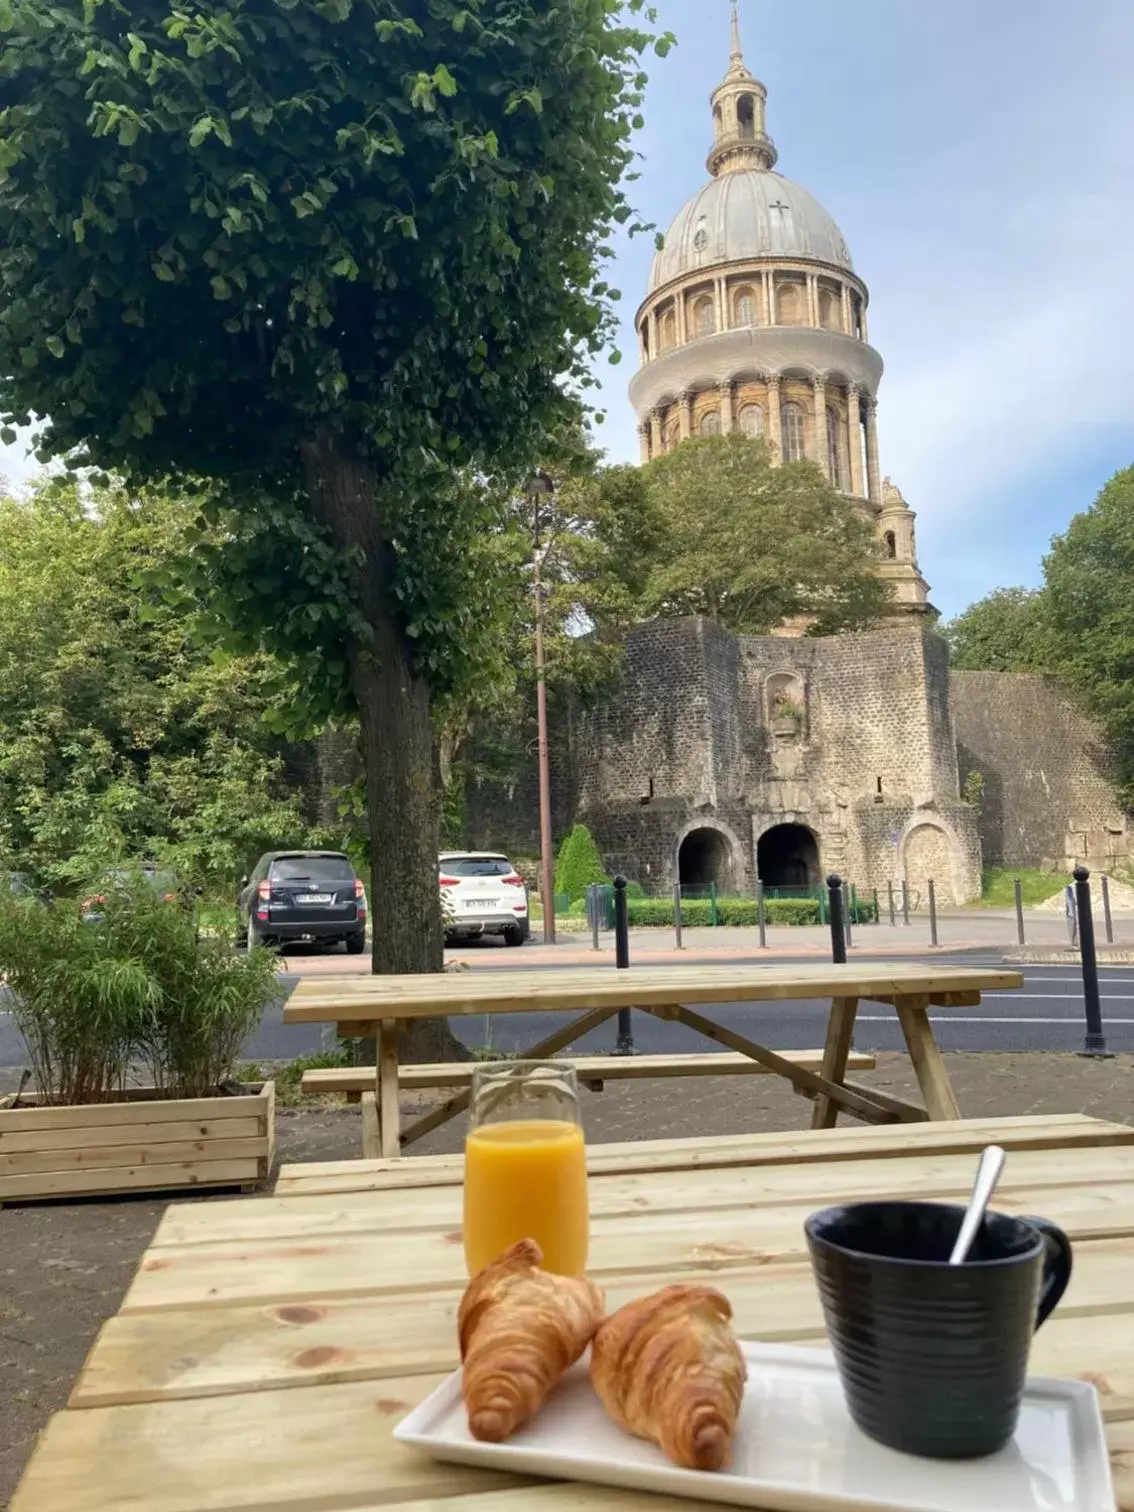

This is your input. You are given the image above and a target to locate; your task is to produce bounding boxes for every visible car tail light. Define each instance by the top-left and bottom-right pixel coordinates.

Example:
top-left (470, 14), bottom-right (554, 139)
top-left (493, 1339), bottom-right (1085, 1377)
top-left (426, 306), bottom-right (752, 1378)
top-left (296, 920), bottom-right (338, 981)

top-left (438, 875), bottom-right (461, 887)
top-left (514, 904), bottom-right (526, 913)
top-left (354, 878), bottom-right (367, 917)
top-left (257, 879), bottom-right (270, 921)
top-left (502, 874), bottom-right (524, 887)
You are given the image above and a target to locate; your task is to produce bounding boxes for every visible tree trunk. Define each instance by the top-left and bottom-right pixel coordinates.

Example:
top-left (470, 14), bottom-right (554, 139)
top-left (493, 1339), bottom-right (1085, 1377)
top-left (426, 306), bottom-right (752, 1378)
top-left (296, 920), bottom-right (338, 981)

top-left (301, 435), bottom-right (467, 1064)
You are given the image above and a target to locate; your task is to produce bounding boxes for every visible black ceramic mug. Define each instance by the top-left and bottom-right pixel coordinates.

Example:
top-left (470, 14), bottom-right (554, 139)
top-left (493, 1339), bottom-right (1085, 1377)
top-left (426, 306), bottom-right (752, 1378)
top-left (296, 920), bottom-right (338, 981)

top-left (805, 1201), bottom-right (1073, 1460)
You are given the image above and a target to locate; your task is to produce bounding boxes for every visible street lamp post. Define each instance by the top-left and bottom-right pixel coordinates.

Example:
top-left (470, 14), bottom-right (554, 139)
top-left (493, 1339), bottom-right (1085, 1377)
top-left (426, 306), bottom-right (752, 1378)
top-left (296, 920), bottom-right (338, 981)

top-left (529, 471), bottom-right (557, 945)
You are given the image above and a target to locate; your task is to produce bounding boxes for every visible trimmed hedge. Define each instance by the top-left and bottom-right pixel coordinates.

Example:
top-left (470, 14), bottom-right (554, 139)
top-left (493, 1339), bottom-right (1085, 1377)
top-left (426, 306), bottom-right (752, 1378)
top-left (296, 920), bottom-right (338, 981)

top-left (625, 895), bottom-right (878, 928)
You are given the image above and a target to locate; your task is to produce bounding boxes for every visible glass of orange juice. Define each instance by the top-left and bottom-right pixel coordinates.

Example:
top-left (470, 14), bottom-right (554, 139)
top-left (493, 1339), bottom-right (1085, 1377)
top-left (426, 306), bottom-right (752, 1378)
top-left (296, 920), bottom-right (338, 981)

top-left (463, 1061), bottom-right (589, 1278)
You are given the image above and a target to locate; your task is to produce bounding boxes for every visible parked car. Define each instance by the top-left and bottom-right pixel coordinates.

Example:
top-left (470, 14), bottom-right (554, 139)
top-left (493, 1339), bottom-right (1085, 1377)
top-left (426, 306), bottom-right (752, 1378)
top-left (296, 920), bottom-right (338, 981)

top-left (439, 852), bottom-right (529, 947)
top-left (81, 865), bottom-right (191, 923)
top-left (238, 851), bottom-right (367, 953)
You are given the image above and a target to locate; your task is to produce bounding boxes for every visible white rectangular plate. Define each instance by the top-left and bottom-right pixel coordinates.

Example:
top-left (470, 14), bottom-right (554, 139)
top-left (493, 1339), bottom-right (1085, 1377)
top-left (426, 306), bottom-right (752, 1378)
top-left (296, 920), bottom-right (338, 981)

top-left (395, 1341), bottom-right (1114, 1512)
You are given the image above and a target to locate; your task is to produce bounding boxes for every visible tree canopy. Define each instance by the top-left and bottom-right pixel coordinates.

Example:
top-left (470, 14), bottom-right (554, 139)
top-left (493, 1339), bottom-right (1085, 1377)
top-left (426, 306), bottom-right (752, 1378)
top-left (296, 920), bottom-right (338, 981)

top-left (0, 0), bottom-right (667, 976)
top-left (0, 478), bottom-right (320, 888)
top-left (941, 587), bottom-right (1055, 673)
top-left (639, 435), bottom-right (893, 634)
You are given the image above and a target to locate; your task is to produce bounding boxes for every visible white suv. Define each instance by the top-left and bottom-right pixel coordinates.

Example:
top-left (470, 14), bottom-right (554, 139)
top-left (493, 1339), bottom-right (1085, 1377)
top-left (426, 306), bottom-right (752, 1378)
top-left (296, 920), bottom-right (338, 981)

top-left (439, 852), bottom-right (530, 947)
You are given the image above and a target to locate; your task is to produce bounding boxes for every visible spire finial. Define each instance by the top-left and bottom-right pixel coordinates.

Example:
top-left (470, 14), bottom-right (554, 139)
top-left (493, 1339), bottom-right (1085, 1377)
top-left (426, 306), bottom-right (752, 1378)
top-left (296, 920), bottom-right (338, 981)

top-left (730, 3), bottom-right (743, 64)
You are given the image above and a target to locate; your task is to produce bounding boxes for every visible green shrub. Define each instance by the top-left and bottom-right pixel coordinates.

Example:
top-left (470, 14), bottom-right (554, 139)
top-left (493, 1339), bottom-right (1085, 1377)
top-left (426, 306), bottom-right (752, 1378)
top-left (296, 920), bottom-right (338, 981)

top-left (0, 873), bottom-right (278, 1105)
top-left (554, 824), bottom-right (610, 903)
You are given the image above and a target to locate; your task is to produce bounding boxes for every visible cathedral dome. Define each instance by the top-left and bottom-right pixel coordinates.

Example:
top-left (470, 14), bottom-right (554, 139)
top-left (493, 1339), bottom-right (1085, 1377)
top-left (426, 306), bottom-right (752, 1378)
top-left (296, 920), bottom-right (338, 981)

top-left (648, 171), bottom-right (854, 294)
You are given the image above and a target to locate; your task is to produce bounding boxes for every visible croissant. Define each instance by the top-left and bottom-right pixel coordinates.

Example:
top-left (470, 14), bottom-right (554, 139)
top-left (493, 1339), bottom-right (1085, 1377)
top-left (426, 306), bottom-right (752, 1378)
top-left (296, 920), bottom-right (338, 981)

top-left (590, 1284), bottom-right (747, 1471)
top-left (458, 1238), bottom-right (605, 1443)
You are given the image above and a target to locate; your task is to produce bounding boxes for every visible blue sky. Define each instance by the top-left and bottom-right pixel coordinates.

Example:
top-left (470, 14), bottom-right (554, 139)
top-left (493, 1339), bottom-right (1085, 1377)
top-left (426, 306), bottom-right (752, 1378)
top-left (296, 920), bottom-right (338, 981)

top-left (2, 1), bottom-right (1131, 620)
top-left (587, 0), bottom-right (1134, 617)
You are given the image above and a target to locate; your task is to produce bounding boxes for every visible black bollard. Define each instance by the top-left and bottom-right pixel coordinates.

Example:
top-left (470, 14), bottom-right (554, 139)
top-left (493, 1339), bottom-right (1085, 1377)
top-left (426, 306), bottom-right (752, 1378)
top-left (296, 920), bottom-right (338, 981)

top-left (673, 881), bottom-right (684, 951)
top-left (1074, 866), bottom-right (1111, 1059)
top-left (757, 880), bottom-right (767, 949)
top-left (827, 874), bottom-right (847, 964)
top-left (1014, 878), bottom-right (1026, 946)
top-left (872, 887), bottom-right (880, 926)
top-left (613, 875), bottom-right (634, 1054)
top-left (928, 879), bottom-right (938, 947)
top-left (887, 880), bottom-right (896, 928)
top-left (587, 884), bottom-right (601, 952)
top-left (902, 880), bottom-right (911, 927)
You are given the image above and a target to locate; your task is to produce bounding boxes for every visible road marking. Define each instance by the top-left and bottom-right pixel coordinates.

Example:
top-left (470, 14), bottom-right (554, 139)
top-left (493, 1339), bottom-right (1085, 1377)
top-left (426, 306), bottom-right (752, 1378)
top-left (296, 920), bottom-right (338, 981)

top-left (984, 992), bottom-right (1134, 1000)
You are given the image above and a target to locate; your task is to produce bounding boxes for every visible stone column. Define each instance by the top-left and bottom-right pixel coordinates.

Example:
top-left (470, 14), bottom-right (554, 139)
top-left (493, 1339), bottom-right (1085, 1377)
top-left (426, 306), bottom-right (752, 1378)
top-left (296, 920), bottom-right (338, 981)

top-left (860, 301), bottom-right (869, 343)
top-left (864, 397), bottom-right (882, 503)
top-left (647, 308), bottom-right (659, 360)
top-left (638, 424), bottom-right (651, 464)
top-left (649, 408), bottom-right (664, 457)
top-left (679, 391), bottom-right (693, 441)
top-left (810, 374), bottom-right (828, 474)
top-left (715, 276), bottom-right (728, 330)
top-left (764, 271), bottom-right (775, 325)
top-left (719, 381), bottom-right (734, 434)
top-left (807, 273), bottom-right (820, 327)
top-left (766, 375), bottom-right (783, 460)
top-left (846, 384), bottom-right (864, 497)
top-left (676, 288), bottom-right (688, 346)
top-left (841, 285), bottom-right (852, 336)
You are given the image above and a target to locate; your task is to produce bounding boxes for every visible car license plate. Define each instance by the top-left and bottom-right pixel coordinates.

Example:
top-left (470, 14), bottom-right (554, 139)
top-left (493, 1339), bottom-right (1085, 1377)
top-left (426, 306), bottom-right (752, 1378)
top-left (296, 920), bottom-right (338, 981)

top-left (465, 898), bottom-right (495, 909)
top-left (297, 893), bottom-right (333, 905)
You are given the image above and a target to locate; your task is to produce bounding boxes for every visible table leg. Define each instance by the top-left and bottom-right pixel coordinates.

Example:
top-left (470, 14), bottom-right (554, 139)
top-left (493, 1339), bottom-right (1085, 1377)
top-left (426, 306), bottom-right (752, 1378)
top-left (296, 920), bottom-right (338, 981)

top-left (894, 995), bottom-right (962, 1121)
top-left (361, 1092), bottom-right (379, 1160)
top-left (811, 997), bottom-right (859, 1130)
top-left (378, 1019), bottom-right (401, 1158)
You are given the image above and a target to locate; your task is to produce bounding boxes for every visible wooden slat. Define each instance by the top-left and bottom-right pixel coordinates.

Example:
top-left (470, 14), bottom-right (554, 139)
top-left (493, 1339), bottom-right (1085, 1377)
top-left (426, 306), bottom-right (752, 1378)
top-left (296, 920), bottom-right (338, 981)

top-left (273, 1114), bottom-right (1134, 1196)
top-left (301, 1050), bottom-right (878, 1095)
top-left (10, 1375), bottom-right (526, 1512)
top-left (0, 1087), bottom-right (269, 1134)
top-left (121, 1180), bottom-right (1134, 1314)
top-left (71, 1238), bottom-right (1134, 1409)
top-left (0, 1136), bottom-right (267, 1179)
top-left (283, 962), bottom-right (1023, 1024)
top-left (157, 1144), bottom-right (1134, 1249)
top-left (0, 1158), bottom-right (261, 1202)
top-left (0, 1116), bottom-right (263, 1154)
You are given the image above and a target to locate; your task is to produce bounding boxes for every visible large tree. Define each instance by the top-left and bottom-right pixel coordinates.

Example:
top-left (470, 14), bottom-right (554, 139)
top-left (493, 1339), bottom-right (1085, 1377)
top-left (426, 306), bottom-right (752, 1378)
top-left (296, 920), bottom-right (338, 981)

top-left (639, 434), bottom-right (892, 633)
top-left (0, 0), bottom-right (664, 976)
top-left (941, 587), bottom-right (1055, 672)
top-left (0, 478), bottom-right (315, 887)
top-left (1043, 465), bottom-right (1134, 803)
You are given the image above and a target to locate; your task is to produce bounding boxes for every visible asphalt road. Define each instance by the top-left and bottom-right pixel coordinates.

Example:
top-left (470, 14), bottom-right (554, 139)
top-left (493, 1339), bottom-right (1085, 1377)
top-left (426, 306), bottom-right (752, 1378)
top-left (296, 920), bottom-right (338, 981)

top-left (4, 953), bottom-right (1121, 1069)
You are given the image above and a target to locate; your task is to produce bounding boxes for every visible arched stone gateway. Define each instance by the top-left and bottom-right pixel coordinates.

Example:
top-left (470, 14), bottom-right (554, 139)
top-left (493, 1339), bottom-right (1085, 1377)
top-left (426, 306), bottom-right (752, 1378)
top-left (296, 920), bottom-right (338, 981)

top-left (902, 820), bottom-right (959, 904)
top-left (757, 823), bottom-right (820, 887)
top-left (679, 826), bottom-right (736, 891)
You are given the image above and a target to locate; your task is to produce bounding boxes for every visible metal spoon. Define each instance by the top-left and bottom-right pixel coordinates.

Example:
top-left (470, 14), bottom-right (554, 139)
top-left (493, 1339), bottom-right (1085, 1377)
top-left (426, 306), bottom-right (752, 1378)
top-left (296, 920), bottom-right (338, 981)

top-left (948, 1145), bottom-right (1007, 1265)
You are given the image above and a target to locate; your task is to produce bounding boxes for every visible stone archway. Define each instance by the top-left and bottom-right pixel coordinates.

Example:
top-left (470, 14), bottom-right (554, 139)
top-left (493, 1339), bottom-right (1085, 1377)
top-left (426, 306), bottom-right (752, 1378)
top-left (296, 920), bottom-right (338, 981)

top-left (902, 820), bottom-right (958, 904)
top-left (678, 827), bottom-right (735, 891)
top-left (757, 823), bottom-right (820, 888)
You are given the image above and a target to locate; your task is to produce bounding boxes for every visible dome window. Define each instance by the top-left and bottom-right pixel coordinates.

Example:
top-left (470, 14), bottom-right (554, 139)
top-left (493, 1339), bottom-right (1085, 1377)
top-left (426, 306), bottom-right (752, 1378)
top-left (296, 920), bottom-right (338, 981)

top-left (660, 309), bottom-right (677, 351)
top-left (737, 94), bottom-right (756, 140)
top-left (883, 530), bottom-right (897, 559)
top-left (738, 404), bottom-right (764, 438)
top-left (776, 282), bottom-right (803, 325)
top-left (781, 401), bottom-right (806, 463)
top-left (699, 411), bottom-right (722, 437)
top-left (818, 287), bottom-right (841, 331)
top-left (693, 295), bottom-right (717, 335)
top-left (733, 287), bottom-right (756, 327)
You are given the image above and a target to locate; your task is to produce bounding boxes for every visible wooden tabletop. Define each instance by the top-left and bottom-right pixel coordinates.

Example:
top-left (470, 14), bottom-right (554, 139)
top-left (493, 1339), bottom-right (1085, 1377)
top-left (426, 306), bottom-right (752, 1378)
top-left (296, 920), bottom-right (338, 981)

top-left (283, 961), bottom-right (1025, 1023)
top-left (11, 1113), bottom-right (1134, 1512)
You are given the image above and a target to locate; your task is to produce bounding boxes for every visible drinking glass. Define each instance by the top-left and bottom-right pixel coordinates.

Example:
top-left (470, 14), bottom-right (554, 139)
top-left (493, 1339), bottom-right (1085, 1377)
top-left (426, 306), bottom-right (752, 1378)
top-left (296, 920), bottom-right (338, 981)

top-left (463, 1061), bottom-right (589, 1278)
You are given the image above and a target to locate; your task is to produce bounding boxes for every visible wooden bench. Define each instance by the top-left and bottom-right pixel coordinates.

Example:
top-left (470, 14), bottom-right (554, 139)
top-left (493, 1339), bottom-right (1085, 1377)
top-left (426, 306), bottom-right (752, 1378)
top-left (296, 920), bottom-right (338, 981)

top-left (302, 1051), bottom-right (878, 1159)
top-left (271, 1113), bottom-right (1134, 1197)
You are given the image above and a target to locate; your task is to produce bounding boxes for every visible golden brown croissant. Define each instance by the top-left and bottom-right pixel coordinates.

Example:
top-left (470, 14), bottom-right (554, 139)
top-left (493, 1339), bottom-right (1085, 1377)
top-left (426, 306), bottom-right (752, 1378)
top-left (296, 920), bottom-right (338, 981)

top-left (590, 1284), bottom-right (747, 1471)
top-left (458, 1238), bottom-right (605, 1443)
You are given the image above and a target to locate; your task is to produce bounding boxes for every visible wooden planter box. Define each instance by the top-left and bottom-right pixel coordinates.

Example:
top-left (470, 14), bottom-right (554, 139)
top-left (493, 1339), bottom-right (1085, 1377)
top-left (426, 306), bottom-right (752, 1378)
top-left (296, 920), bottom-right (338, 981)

top-left (0, 1082), bottom-right (274, 1202)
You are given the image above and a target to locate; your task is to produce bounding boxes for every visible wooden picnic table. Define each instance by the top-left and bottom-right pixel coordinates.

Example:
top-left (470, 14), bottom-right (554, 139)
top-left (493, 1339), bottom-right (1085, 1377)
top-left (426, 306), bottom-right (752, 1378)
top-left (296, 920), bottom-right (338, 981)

top-left (10, 1113), bottom-right (1134, 1511)
top-left (283, 961), bottom-right (1025, 1156)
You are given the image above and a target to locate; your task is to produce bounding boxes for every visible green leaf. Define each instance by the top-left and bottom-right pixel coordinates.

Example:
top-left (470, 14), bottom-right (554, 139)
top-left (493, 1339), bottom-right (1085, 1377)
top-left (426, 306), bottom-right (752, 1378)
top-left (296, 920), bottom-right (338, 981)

top-left (210, 275), bottom-right (231, 300)
top-left (45, 334), bottom-right (65, 359)
top-left (433, 64), bottom-right (458, 98)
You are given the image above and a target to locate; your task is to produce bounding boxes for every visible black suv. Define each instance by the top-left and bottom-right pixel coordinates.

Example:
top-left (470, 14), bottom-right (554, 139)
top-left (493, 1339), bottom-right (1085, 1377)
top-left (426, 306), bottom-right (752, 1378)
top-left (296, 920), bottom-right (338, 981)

top-left (239, 851), bottom-right (367, 953)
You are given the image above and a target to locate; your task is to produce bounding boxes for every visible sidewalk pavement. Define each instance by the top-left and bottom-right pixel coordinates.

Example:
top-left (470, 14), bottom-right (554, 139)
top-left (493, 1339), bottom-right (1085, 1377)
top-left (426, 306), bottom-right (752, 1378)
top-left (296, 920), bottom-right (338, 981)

top-left (280, 909), bottom-right (1133, 974)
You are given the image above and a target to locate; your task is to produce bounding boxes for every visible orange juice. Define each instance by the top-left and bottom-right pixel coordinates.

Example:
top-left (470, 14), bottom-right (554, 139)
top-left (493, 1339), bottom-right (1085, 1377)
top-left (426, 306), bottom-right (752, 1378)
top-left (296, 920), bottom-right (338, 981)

top-left (463, 1119), bottom-right (589, 1277)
